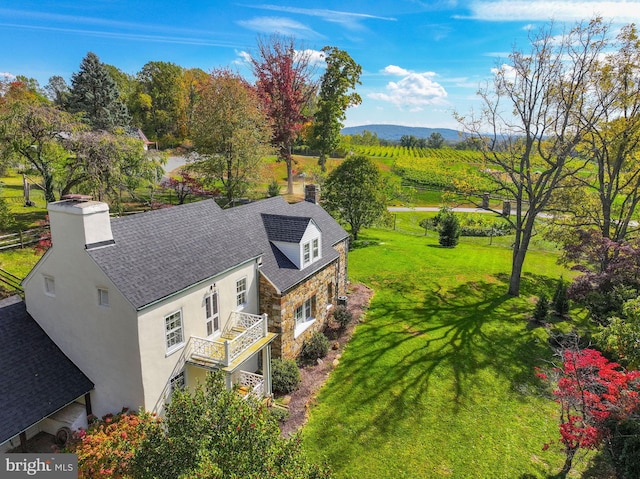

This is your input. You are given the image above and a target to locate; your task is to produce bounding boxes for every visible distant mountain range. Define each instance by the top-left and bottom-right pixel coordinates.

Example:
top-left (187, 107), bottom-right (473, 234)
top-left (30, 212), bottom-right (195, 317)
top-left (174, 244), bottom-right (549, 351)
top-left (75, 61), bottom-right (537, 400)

top-left (341, 124), bottom-right (467, 142)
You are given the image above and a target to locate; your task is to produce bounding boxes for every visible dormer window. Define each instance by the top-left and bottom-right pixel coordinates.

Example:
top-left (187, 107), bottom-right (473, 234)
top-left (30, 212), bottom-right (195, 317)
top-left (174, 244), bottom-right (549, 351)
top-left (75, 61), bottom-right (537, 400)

top-left (302, 237), bottom-right (320, 267)
top-left (262, 214), bottom-right (322, 269)
top-left (303, 242), bottom-right (311, 264)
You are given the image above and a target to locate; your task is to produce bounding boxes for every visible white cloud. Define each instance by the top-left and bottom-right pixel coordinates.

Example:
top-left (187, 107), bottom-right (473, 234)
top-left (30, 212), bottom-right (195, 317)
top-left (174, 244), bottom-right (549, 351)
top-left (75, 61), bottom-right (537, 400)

top-left (491, 63), bottom-right (517, 81)
top-left (369, 66), bottom-right (448, 107)
top-left (464, 1), bottom-right (640, 23)
top-left (248, 5), bottom-right (396, 30)
top-left (0, 72), bottom-right (16, 79)
top-left (237, 16), bottom-right (321, 37)
top-left (383, 65), bottom-right (411, 76)
top-left (296, 48), bottom-right (326, 66)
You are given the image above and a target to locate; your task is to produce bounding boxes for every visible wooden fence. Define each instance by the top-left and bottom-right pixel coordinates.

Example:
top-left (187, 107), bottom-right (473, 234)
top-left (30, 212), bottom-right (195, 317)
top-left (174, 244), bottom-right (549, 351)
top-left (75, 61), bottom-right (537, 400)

top-left (0, 227), bottom-right (47, 251)
top-left (0, 268), bottom-right (23, 293)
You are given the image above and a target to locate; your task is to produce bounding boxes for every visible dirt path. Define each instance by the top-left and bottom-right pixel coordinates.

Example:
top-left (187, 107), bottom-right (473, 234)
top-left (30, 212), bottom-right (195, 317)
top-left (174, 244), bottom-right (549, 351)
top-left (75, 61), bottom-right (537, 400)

top-left (279, 283), bottom-right (374, 437)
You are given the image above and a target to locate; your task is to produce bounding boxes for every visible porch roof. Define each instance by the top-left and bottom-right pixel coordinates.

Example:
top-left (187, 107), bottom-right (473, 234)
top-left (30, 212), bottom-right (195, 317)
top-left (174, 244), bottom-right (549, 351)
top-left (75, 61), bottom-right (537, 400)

top-left (0, 296), bottom-right (93, 445)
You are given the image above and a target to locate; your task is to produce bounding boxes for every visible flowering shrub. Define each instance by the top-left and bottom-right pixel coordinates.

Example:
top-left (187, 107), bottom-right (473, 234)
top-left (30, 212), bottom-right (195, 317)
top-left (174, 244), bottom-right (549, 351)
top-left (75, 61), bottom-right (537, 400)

top-left (66, 408), bottom-right (160, 479)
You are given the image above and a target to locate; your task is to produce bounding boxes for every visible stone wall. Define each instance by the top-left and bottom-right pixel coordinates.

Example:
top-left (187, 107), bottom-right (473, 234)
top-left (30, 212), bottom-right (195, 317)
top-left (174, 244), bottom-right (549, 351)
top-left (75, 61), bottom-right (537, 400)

top-left (260, 238), bottom-right (349, 359)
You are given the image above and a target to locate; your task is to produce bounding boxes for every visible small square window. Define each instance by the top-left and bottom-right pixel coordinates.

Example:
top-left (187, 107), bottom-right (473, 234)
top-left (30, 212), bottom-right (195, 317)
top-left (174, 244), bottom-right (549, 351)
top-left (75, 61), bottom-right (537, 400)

top-left (98, 288), bottom-right (109, 307)
top-left (44, 276), bottom-right (55, 296)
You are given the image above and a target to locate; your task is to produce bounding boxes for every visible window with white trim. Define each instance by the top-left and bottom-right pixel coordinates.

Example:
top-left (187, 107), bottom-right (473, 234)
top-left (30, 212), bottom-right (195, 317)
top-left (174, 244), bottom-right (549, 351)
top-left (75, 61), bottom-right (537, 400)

top-left (295, 296), bottom-right (316, 336)
top-left (165, 311), bottom-right (184, 353)
top-left (170, 371), bottom-right (185, 395)
top-left (236, 277), bottom-right (247, 307)
top-left (44, 276), bottom-right (55, 296)
top-left (205, 291), bottom-right (220, 337)
top-left (303, 242), bottom-right (311, 264)
top-left (98, 288), bottom-right (109, 307)
top-left (312, 238), bottom-right (319, 260)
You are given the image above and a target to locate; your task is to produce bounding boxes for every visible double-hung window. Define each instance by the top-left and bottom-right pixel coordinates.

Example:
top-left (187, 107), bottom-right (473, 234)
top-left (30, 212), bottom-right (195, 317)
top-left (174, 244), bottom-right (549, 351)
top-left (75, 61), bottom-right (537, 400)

top-left (303, 242), bottom-right (311, 264)
top-left (165, 311), bottom-right (184, 353)
top-left (171, 370), bottom-right (185, 392)
top-left (236, 278), bottom-right (247, 307)
top-left (294, 296), bottom-right (316, 337)
top-left (205, 291), bottom-right (220, 337)
top-left (312, 238), bottom-right (319, 260)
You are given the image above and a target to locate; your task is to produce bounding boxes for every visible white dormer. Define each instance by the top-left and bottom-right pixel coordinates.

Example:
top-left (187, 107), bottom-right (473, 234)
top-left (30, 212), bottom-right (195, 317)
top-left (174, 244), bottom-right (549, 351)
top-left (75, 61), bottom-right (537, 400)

top-left (262, 214), bottom-right (322, 270)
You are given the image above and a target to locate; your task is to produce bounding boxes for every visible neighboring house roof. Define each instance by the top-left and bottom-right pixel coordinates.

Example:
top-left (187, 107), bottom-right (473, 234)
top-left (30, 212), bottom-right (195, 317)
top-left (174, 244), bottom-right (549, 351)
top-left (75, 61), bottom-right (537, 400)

top-left (0, 296), bottom-right (94, 444)
top-left (86, 195), bottom-right (348, 308)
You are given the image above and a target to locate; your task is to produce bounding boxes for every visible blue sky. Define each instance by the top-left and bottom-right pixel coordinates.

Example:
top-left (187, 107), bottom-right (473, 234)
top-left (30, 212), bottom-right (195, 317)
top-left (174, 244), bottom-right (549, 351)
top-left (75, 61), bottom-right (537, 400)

top-left (1, 1), bottom-right (639, 129)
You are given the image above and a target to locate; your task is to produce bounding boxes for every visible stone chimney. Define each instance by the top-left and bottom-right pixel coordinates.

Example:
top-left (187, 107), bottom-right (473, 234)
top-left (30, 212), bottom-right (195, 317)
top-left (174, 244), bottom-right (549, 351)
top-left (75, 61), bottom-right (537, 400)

top-left (47, 195), bottom-right (114, 251)
top-left (305, 184), bottom-right (320, 204)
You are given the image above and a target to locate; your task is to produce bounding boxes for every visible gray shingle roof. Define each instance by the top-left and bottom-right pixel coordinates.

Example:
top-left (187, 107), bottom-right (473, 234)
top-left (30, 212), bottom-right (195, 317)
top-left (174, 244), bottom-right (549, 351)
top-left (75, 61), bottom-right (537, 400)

top-left (226, 197), bottom-right (350, 293)
top-left (88, 200), bottom-right (263, 310)
top-left (0, 296), bottom-right (94, 444)
top-left (262, 214), bottom-right (312, 243)
top-left (87, 196), bottom-right (348, 308)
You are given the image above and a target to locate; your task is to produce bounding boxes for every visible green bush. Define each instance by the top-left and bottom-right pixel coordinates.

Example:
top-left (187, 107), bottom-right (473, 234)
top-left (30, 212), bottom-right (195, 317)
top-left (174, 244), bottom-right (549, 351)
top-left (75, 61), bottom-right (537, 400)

top-left (553, 278), bottom-right (570, 317)
top-left (533, 292), bottom-right (549, 322)
top-left (269, 406), bottom-right (290, 424)
top-left (301, 332), bottom-right (330, 363)
top-left (333, 305), bottom-right (353, 329)
top-left (267, 179), bottom-right (281, 197)
top-left (438, 210), bottom-right (460, 247)
top-left (271, 358), bottom-right (301, 395)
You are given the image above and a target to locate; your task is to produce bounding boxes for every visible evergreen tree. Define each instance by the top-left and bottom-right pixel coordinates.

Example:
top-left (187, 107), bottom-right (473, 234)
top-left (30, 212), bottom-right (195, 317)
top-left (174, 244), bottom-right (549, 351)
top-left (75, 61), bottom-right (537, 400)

top-left (438, 208), bottom-right (460, 247)
top-left (67, 52), bottom-right (130, 130)
top-left (533, 292), bottom-right (549, 322)
top-left (553, 277), bottom-right (570, 317)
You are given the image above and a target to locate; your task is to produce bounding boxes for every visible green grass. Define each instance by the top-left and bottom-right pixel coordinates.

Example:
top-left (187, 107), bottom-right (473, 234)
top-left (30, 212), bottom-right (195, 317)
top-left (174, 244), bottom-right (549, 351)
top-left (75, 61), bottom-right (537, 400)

top-left (302, 228), bottom-right (589, 478)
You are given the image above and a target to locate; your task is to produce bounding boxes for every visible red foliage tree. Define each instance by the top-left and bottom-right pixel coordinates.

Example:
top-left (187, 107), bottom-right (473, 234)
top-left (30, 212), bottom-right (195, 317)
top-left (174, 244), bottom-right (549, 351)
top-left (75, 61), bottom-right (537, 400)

top-left (537, 347), bottom-right (640, 477)
top-left (251, 35), bottom-right (317, 195)
top-left (33, 215), bottom-right (51, 255)
top-left (160, 170), bottom-right (217, 205)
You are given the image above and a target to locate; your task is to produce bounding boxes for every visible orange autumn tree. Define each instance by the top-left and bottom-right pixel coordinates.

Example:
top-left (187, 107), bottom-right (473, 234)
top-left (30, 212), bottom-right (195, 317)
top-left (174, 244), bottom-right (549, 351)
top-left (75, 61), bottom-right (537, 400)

top-left (67, 408), bottom-right (160, 479)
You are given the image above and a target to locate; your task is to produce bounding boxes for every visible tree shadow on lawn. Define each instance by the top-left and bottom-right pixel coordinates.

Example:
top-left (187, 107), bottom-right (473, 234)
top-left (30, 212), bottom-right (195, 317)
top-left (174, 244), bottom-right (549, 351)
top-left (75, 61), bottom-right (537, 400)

top-left (319, 272), bottom-right (556, 462)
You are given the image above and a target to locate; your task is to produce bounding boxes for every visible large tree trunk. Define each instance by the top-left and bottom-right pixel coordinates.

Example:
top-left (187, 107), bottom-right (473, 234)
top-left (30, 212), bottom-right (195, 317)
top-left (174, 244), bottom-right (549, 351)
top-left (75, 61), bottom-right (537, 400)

top-left (508, 220), bottom-right (534, 297)
top-left (286, 159), bottom-right (294, 195)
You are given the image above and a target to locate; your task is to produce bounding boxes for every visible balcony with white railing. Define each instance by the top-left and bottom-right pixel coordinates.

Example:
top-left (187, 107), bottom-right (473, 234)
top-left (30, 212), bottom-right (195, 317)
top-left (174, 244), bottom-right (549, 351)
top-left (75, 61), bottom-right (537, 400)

top-left (234, 370), bottom-right (265, 399)
top-left (187, 311), bottom-right (270, 369)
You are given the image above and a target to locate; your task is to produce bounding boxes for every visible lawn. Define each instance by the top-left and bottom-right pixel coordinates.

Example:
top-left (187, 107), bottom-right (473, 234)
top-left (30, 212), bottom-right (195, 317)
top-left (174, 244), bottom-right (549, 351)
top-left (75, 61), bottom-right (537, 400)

top-left (302, 227), bottom-right (590, 478)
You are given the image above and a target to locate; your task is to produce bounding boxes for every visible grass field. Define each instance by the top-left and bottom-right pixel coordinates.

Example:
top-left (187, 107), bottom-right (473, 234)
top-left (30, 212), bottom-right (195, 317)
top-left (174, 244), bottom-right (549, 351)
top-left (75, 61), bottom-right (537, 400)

top-left (302, 227), bottom-right (592, 479)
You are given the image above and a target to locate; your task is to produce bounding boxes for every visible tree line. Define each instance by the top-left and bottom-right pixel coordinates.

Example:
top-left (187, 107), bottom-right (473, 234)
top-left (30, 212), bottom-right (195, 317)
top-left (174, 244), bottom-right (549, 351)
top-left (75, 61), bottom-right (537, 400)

top-left (0, 35), bottom-right (362, 211)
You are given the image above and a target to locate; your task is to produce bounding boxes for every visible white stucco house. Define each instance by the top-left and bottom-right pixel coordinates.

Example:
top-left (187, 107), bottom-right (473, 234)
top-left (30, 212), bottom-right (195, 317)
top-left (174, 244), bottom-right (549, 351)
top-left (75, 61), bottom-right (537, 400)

top-left (1, 185), bottom-right (349, 452)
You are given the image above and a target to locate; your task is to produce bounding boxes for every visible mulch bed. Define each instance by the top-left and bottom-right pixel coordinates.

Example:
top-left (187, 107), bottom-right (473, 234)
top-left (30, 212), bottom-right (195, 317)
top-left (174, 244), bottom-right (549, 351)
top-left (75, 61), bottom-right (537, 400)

top-left (278, 283), bottom-right (374, 437)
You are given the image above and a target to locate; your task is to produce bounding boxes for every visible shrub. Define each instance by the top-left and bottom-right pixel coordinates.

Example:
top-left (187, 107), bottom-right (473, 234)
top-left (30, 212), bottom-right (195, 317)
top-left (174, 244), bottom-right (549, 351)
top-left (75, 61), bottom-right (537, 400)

top-left (553, 278), bottom-right (570, 317)
top-left (301, 332), bottom-right (330, 363)
top-left (438, 211), bottom-right (460, 247)
top-left (333, 305), bottom-right (353, 329)
top-left (269, 406), bottom-right (290, 424)
top-left (533, 292), bottom-right (549, 322)
top-left (271, 358), bottom-right (301, 395)
top-left (267, 179), bottom-right (281, 197)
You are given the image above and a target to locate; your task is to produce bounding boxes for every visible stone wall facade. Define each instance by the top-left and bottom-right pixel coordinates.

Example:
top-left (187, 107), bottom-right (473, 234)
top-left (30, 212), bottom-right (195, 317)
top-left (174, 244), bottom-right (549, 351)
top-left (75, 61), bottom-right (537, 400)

top-left (260, 238), bottom-right (349, 359)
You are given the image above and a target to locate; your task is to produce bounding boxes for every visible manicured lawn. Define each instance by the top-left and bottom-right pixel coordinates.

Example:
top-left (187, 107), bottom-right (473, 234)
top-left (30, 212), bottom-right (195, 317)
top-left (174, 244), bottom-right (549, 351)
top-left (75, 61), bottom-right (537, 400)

top-left (302, 228), bottom-right (587, 478)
